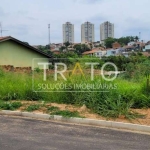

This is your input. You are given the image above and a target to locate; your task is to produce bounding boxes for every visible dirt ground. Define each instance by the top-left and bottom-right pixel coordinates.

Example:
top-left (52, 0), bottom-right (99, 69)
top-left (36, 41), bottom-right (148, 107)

top-left (17, 101), bottom-right (150, 126)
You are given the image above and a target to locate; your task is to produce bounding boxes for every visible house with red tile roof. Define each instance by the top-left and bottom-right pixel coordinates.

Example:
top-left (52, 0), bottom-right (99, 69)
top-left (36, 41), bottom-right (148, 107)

top-left (82, 48), bottom-right (106, 58)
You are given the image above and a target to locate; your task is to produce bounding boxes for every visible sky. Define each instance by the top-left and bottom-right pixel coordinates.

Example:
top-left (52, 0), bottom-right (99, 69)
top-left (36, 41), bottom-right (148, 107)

top-left (0, 0), bottom-right (150, 45)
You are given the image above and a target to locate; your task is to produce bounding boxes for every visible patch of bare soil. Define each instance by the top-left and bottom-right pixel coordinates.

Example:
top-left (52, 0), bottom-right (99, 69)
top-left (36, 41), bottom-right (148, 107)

top-left (16, 101), bottom-right (150, 126)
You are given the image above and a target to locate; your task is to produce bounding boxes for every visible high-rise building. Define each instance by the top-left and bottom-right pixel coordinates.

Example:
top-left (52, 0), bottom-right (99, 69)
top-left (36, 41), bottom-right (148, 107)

top-left (81, 21), bottom-right (95, 43)
top-left (63, 22), bottom-right (74, 43)
top-left (100, 21), bottom-right (114, 42)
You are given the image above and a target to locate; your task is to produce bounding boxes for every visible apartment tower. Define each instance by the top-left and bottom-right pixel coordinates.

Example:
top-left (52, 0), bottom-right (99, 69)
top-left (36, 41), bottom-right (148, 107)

top-left (81, 21), bottom-right (95, 43)
top-left (100, 21), bottom-right (114, 42)
top-left (63, 22), bottom-right (74, 43)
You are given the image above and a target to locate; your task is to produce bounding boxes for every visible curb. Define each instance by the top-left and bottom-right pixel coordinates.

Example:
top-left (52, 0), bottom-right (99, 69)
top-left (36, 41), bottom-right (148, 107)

top-left (0, 110), bottom-right (150, 133)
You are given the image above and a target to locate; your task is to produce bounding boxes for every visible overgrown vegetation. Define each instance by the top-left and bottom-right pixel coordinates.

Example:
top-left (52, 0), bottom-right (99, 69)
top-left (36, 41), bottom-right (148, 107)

top-left (0, 101), bottom-right (22, 110)
top-left (47, 106), bottom-right (82, 117)
top-left (50, 110), bottom-right (82, 118)
top-left (47, 106), bottom-right (60, 112)
top-left (26, 104), bottom-right (41, 112)
top-left (0, 54), bottom-right (150, 119)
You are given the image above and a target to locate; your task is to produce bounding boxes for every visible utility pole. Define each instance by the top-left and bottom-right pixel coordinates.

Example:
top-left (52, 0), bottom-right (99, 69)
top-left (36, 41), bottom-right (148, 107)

top-left (87, 21), bottom-right (89, 43)
top-left (0, 23), bottom-right (2, 37)
top-left (139, 32), bottom-right (141, 41)
top-left (0, 22), bottom-right (8, 37)
top-left (48, 24), bottom-right (50, 48)
top-left (139, 32), bottom-right (144, 51)
top-left (141, 40), bottom-right (143, 52)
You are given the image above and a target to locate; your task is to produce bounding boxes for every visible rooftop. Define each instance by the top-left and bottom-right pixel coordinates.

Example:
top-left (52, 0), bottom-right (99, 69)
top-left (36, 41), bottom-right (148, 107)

top-left (82, 48), bottom-right (102, 55)
top-left (0, 36), bottom-right (52, 58)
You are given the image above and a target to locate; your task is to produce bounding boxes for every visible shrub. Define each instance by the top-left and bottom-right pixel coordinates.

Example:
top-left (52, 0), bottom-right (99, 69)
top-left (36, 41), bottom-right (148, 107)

top-left (47, 106), bottom-right (59, 112)
top-left (34, 67), bottom-right (42, 73)
top-left (25, 90), bottom-right (43, 101)
top-left (50, 110), bottom-right (82, 118)
top-left (26, 104), bottom-right (40, 112)
top-left (2, 93), bottom-right (19, 101)
top-left (0, 102), bottom-right (22, 110)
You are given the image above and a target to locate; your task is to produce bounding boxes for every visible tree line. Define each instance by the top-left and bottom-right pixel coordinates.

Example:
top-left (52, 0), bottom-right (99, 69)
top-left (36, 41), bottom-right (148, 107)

top-left (104, 36), bottom-right (139, 48)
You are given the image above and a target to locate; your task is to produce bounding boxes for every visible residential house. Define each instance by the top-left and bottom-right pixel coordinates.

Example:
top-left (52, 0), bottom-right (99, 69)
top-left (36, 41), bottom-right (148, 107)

top-left (128, 41), bottom-right (136, 46)
top-left (50, 43), bottom-right (63, 54)
top-left (93, 41), bottom-right (100, 47)
top-left (82, 48), bottom-right (106, 58)
top-left (50, 43), bottom-right (62, 50)
top-left (143, 41), bottom-right (150, 52)
top-left (51, 48), bottom-right (60, 54)
top-left (0, 36), bottom-right (51, 69)
top-left (124, 41), bottom-right (145, 52)
top-left (105, 48), bottom-right (117, 56)
top-left (105, 48), bottom-right (127, 57)
top-left (123, 45), bottom-right (135, 52)
top-left (112, 42), bottom-right (121, 49)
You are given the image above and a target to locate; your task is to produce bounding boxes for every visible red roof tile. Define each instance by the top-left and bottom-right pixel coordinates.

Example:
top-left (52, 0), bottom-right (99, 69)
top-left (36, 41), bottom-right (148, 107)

top-left (82, 49), bottom-right (102, 55)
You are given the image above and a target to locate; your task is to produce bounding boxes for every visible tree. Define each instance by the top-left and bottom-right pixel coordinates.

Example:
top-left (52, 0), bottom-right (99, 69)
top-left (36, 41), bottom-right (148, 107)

top-left (45, 45), bottom-right (50, 49)
top-left (81, 44), bottom-right (90, 52)
top-left (59, 46), bottom-right (66, 52)
top-left (64, 41), bottom-right (71, 47)
top-left (73, 44), bottom-right (90, 55)
top-left (135, 36), bottom-right (139, 42)
top-left (104, 36), bottom-right (139, 48)
top-left (104, 37), bottom-right (116, 48)
top-left (117, 37), bottom-right (130, 45)
top-left (44, 50), bottom-right (52, 56)
top-left (37, 45), bottom-right (51, 56)
top-left (73, 44), bottom-right (82, 55)
top-left (23, 42), bottom-right (29, 45)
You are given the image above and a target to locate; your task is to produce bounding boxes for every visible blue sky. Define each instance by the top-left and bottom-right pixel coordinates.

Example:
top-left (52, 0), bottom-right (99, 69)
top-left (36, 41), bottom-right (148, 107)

top-left (0, 0), bottom-right (150, 45)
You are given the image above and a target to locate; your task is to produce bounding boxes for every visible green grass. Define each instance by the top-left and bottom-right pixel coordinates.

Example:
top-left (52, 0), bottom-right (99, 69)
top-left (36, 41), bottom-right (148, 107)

top-left (50, 110), bottom-right (83, 118)
top-left (47, 106), bottom-right (60, 112)
top-left (47, 106), bottom-right (83, 118)
top-left (0, 68), bottom-right (150, 119)
top-left (0, 101), bottom-right (22, 110)
top-left (26, 104), bottom-right (41, 112)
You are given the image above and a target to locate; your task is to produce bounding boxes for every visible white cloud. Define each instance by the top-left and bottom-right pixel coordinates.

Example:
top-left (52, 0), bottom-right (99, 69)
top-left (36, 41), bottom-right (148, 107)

top-left (0, 0), bottom-right (150, 44)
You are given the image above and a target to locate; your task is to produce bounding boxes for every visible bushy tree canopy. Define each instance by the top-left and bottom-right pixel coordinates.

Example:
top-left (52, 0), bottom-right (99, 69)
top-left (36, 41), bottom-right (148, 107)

top-left (104, 36), bottom-right (139, 48)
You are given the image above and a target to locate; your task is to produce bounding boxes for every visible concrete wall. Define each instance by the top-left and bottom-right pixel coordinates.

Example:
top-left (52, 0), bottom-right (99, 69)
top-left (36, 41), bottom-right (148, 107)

top-left (0, 40), bottom-right (49, 69)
